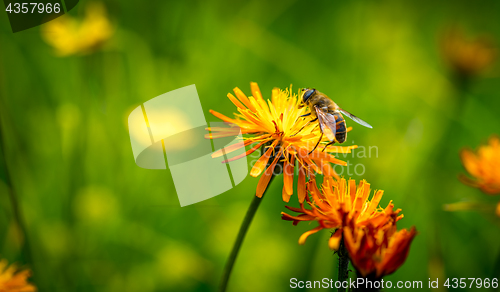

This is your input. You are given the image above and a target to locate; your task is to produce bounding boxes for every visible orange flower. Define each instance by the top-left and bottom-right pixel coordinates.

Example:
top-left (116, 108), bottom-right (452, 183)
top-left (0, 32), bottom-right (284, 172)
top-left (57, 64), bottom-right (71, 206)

top-left (460, 136), bottom-right (500, 195)
top-left (281, 177), bottom-right (403, 250)
top-left (441, 28), bottom-right (497, 78)
top-left (344, 221), bottom-right (417, 278)
top-left (0, 259), bottom-right (36, 292)
top-left (207, 83), bottom-right (357, 202)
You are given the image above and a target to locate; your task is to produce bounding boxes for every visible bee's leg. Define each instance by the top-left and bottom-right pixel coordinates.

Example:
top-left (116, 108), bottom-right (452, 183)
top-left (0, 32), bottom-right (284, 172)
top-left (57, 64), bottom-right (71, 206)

top-left (321, 140), bottom-right (335, 152)
top-left (308, 132), bottom-right (323, 155)
top-left (299, 113), bottom-right (311, 117)
top-left (291, 118), bottom-right (317, 137)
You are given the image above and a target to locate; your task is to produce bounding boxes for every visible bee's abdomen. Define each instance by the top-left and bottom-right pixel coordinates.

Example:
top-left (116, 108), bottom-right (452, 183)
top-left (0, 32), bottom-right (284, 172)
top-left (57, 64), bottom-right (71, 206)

top-left (333, 112), bottom-right (346, 143)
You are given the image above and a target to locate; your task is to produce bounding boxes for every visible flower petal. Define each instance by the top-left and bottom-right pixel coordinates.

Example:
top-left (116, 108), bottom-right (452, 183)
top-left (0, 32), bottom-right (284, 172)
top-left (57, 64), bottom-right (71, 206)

top-left (328, 229), bottom-right (343, 250)
top-left (227, 93), bottom-right (247, 110)
top-left (211, 140), bottom-right (249, 158)
top-left (283, 156), bottom-right (295, 196)
top-left (250, 141), bottom-right (277, 177)
top-left (298, 226), bottom-right (324, 245)
top-left (297, 165), bottom-right (306, 203)
top-left (256, 155), bottom-right (280, 198)
top-left (222, 140), bottom-right (268, 163)
top-left (209, 109), bottom-right (239, 124)
top-left (282, 185), bottom-right (292, 202)
top-left (233, 87), bottom-right (257, 112)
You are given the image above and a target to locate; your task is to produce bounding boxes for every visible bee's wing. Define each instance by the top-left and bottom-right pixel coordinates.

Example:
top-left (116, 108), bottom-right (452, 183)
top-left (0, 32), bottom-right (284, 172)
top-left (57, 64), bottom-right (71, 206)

top-left (314, 106), bottom-right (337, 142)
top-left (339, 109), bottom-right (373, 128)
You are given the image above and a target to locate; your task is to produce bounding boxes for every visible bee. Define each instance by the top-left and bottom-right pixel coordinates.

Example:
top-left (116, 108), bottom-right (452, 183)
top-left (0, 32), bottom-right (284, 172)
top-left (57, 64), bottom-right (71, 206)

top-left (297, 88), bottom-right (372, 153)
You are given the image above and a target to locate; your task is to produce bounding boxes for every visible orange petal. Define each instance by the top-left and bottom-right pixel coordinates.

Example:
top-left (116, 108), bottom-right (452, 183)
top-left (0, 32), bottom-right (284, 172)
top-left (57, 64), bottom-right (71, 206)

top-left (282, 185), bottom-right (291, 203)
top-left (298, 226), bottom-right (323, 245)
top-left (308, 178), bottom-right (330, 210)
top-left (460, 148), bottom-right (480, 177)
top-left (233, 87), bottom-right (256, 112)
top-left (376, 227), bottom-right (417, 277)
top-left (281, 212), bottom-right (315, 222)
top-left (237, 107), bottom-right (273, 131)
top-left (250, 82), bottom-right (269, 112)
top-left (297, 165), bottom-right (306, 203)
top-left (206, 126), bottom-right (241, 132)
top-left (205, 132), bottom-right (241, 139)
top-left (250, 141), bottom-right (277, 177)
top-left (250, 82), bottom-right (262, 100)
top-left (212, 140), bottom-right (249, 158)
top-left (319, 162), bottom-right (334, 177)
top-left (342, 226), bottom-right (360, 255)
top-left (222, 140), bottom-right (268, 163)
top-left (209, 109), bottom-right (239, 124)
top-left (256, 155), bottom-right (280, 198)
top-left (271, 88), bottom-right (280, 102)
top-left (307, 148), bottom-right (348, 166)
top-left (324, 145), bottom-right (358, 153)
top-left (283, 156), bottom-right (295, 196)
top-left (329, 229), bottom-right (343, 250)
top-left (227, 93), bottom-right (246, 110)
top-left (352, 184), bottom-right (366, 212)
top-left (458, 174), bottom-right (479, 188)
top-left (480, 184), bottom-right (500, 195)
top-left (365, 190), bottom-right (383, 215)
top-left (284, 205), bottom-right (304, 213)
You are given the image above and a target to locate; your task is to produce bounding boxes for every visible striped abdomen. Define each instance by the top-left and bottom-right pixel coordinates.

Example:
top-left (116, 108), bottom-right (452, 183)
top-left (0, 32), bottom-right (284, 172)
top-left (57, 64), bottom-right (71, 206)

top-left (332, 111), bottom-right (346, 143)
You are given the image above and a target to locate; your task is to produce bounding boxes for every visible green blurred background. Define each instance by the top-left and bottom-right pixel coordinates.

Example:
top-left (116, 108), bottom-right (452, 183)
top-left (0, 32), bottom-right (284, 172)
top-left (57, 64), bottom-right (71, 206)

top-left (1, 0), bottom-right (500, 291)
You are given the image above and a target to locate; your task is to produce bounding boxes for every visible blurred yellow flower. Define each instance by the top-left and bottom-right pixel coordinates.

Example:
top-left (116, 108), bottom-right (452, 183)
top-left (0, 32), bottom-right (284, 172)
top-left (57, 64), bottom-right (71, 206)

top-left (41, 2), bottom-right (113, 56)
top-left (281, 177), bottom-right (403, 250)
top-left (441, 28), bottom-right (497, 78)
top-left (207, 83), bottom-right (357, 202)
top-left (460, 136), bottom-right (500, 195)
top-left (0, 259), bottom-right (36, 292)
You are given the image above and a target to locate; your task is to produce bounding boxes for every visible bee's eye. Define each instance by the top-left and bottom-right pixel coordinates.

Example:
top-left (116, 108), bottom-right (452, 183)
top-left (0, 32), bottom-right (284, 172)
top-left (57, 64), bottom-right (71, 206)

top-left (302, 89), bottom-right (315, 103)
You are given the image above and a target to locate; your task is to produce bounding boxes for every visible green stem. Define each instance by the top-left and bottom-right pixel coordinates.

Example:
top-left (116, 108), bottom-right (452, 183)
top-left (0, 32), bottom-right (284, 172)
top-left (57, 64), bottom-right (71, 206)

top-left (492, 245), bottom-right (500, 279)
top-left (338, 236), bottom-right (350, 292)
top-left (219, 176), bottom-right (275, 292)
top-left (0, 111), bottom-right (33, 265)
